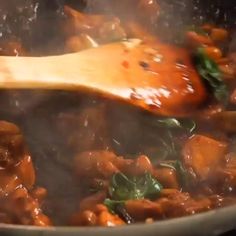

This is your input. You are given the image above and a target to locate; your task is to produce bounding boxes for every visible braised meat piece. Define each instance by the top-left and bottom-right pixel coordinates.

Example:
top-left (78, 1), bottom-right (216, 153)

top-left (0, 121), bottom-right (50, 226)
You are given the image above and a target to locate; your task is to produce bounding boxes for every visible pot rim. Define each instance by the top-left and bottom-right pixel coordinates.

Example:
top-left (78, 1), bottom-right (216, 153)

top-left (0, 204), bottom-right (236, 234)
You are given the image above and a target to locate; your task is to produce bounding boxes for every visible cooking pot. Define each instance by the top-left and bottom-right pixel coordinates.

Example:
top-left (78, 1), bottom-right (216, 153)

top-left (0, 0), bottom-right (235, 235)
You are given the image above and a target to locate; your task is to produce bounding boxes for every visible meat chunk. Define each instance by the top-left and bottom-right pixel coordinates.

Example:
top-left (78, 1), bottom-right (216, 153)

top-left (119, 155), bottom-right (153, 176)
top-left (97, 209), bottom-right (125, 227)
top-left (0, 121), bottom-right (35, 188)
top-left (213, 153), bottom-right (236, 193)
top-left (15, 155), bottom-right (35, 189)
top-left (94, 0), bottom-right (160, 25)
top-left (0, 172), bottom-right (21, 197)
top-left (0, 40), bottom-right (26, 56)
top-left (70, 204), bottom-right (124, 226)
top-left (0, 121), bottom-right (50, 226)
top-left (79, 191), bottom-right (107, 212)
top-left (0, 121), bottom-right (28, 168)
top-left (63, 5), bottom-right (126, 45)
top-left (74, 151), bottom-right (122, 178)
top-left (125, 190), bottom-right (212, 221)
top-left (65, 34), bottom-right (98, 52)
top-left (155, 191), bottom-right (211, 218)
top-left (182, 135), bottom-right (228, 181)
top-left (74, 151), bottom-right (153, 179)
top-left (125, 199), bottom-right (163, 221)
top-left (1, 187), bottom-right (51, 226)
top-left (153, 168), bottom-right (179, 189)
top-left (70, 210), bottom-right (97, 226)
top-left (186, 31), bottom-right (214, 48)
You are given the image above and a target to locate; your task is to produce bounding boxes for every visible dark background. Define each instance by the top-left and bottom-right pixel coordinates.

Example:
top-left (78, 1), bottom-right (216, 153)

top-left (0, 0), bottom-right (235, 53)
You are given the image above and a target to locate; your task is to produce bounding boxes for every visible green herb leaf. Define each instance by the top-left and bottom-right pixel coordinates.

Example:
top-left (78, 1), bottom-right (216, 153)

top-left (157, 131), bottom-right (180, 160)
top-left (104, 199), bottom-right (125, 214)
top-left (109, 172), bottom-right (162, 201)
top-left (174, 160), bottom-right (191, 189)
top-left (193, 47), bottom-right (228, 104)
top-left (149, 118), bottom-right (196, 133)
top-left (155, 118), bottom-right (182, 129)
top-left (109, 173), bottom-right (140, 200)
top-left (159, 162), bottom-right (177, 170)
top-left (180, 120), bottom-right (196, 133)
top-left (144, 173), bottom-right (163, 199)
top-left (146, 130), bottom-right (181, 162)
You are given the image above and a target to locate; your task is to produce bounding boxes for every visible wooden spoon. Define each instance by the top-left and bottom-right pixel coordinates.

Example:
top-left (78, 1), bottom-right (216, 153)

top-left (0, 40), bottom-right (206, 116)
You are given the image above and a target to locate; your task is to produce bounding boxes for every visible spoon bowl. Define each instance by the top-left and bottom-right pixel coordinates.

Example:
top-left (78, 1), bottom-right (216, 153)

top-left (0, 41), bottom-right (206, 116)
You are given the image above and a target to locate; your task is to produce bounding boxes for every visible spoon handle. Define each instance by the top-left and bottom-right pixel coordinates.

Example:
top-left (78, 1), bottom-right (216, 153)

top-left (0, 55), bottom-right (82, 89)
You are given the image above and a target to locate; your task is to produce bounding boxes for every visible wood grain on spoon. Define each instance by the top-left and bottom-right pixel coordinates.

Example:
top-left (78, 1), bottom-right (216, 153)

top-left (0, 41), bottom-right (206, 116)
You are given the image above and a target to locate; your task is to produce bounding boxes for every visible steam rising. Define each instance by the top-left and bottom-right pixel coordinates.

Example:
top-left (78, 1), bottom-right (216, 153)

top-left (0, 0), bottom-right (235, 225)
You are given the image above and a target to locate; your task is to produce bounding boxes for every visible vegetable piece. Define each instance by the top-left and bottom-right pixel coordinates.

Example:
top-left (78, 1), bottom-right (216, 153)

top-left (193, 47), bottom-right (228, 104)
top-left (182, 135), bottom-right (228, 181)
top-left (108, 172), bottom-right (162, 201)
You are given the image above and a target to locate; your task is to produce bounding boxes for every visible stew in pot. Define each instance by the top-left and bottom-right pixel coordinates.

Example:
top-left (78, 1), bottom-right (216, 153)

top-left (0, 0), bottom-right (236, 227)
